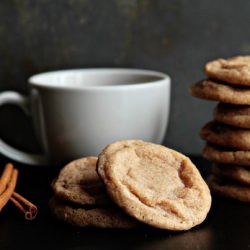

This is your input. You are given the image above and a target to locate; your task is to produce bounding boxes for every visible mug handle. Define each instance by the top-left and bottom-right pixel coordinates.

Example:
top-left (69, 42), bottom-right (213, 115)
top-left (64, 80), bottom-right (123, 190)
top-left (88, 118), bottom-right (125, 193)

top-left (0, 91), bottom-right (48, 166)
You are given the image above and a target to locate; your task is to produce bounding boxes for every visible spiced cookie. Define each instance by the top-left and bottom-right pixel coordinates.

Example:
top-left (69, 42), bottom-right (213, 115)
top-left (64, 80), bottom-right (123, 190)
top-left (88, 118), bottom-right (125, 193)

top-left (202, 143), bottom-right (250, 166)
top-left (214, 102), bottom-right (250, 129)
top-left (49, 196), bottom-right (138, 228)
top-left (200, 121), bottom-right (250, 150)
top-left (211, 165), bottom-right (250, 185)
top-left (207, 175), bottom-right (250, 202)
top-left (51, 157), bottom-right (108, 205)
top-left (50, 157), bottom-right (138, 228)
top-left (189, 79), bottom-right (250, 105)
top-left (97, 140), bottom-right (211, 231)
top-left (204, 56), bottom-right (250, 86)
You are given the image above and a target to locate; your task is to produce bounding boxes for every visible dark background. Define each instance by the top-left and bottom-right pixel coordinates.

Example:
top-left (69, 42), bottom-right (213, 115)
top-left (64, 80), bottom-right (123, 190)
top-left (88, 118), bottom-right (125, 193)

top-left (0, 0), bottom-right (250, 156)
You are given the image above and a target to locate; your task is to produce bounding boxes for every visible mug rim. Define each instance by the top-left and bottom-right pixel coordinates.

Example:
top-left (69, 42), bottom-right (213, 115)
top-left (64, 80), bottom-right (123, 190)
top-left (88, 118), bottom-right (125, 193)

top-left (28, 68), bottom-right (170, 90)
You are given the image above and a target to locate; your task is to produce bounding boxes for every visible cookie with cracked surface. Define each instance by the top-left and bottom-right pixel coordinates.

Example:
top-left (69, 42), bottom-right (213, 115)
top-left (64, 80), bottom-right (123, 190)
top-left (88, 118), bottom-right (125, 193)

top-left (49, 196), bottom-right (138, 228)
top-left (202, 143), bottom-right (250, 166)
top-left (207, 175), bottom-right (250, 202)
top-left (52, 157), bottom-right (108, 205)
top-left (214, 102), bottom-right (250, 129)
top-left (204, 56), bottom-right (250, 86)
top-left (211, 164), bottom-right (250, 185)
top-left (97, 140), bottom-right (211, 231)
top-left (189, 79), bottom-right (250, 105)
top-left (200, 121), bottom-right (250, 150)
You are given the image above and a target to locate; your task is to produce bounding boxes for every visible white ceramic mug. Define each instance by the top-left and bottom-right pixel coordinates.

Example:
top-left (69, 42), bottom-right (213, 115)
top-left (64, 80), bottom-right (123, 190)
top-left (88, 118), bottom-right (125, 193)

top-left (0, 69), bottom-right (171, 166)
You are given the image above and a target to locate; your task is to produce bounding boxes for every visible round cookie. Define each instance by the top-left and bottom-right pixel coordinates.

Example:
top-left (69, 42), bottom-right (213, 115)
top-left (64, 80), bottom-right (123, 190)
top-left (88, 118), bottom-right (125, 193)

top-left (207, 175), bottom-right (250, 202)
top-left (202, 143), bottom-right (250, 166)
top-left (52, 157), bottom-right (108, 205)
top-left (49, 196), bottom-right (138, 228)
top-left (200, 121), bottom-right (250, 150)
top-left (214, 102), bottom-right (250, 129)
top-left (97, 140), bottom-right (211, 231)
top-left (189, 79), bottom-right (250, 105)
top-left (204, 56), bottom-right (250, 86)
top-left (211, 165), bottom-right (250, 185)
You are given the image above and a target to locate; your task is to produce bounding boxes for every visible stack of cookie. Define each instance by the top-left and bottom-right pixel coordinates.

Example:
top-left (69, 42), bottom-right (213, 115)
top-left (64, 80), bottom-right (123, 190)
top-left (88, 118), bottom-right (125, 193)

top-left (49, 140), bottom-right (211, 231)
top-left (190, 55), bottom-right (250, 202)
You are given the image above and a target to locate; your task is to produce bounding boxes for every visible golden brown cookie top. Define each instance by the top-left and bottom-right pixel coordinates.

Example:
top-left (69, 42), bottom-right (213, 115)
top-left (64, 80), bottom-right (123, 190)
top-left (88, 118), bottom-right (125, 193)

top-left (52, 157), bottom-right (108, 205)
top-left (97, 140), bottom-right (211, 231)
top-left (200, 121), bottom-right (250, 150)
top-left (212, 165), bottom-right (250, 185)
top-left (189, 79), bottom-right (250, 105)
top-left (207, 175), bottom-right (250, 202)
top-left (204, 56), bottom-right (250, 86)
top-left (202, 143), bottom-right (250, 166)
top-left (214, 102), bottom-right (250, 129)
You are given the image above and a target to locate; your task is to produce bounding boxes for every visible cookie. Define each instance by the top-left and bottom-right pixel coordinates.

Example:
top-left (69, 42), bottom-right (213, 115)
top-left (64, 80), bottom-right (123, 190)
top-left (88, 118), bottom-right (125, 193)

top-left (49, 196), bottom-right (138, 228)
top-left (204, 56), bottom-right (250, 86)
top-left (200, 121), bottom-right (250, 150)
top-left (97, 140), bottom-right (211, 231)
top-left (211, 165), bottom-right (250, 185)
top-left (207, 175), bottom-right (250, 202)
top-left (214, 102), bottom-right (250, 129)
top-left (189, 79), bottom-right (250, 105)
top-left (202, 143), bottom-right (250, 166)
top-left (51, 157), bottom-right (108, 205)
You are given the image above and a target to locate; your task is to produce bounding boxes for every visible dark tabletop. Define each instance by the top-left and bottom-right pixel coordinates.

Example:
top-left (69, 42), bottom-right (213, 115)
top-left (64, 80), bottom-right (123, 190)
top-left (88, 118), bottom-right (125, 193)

top-left (0, 155), bottom-right (249, 250)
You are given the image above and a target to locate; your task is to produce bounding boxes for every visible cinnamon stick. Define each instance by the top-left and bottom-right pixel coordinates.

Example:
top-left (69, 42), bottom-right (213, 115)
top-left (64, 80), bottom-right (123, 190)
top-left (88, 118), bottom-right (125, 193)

top-left (0, 163), bottom-right (14, 194)
top-left (11, 192), bottom-right (38, 220)
top-left (0, 163), bottom-right (38, 220)
top-left (10, 195), bottom-right (37, 220)
top-left (0, 168), bottom-right (18, 211)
